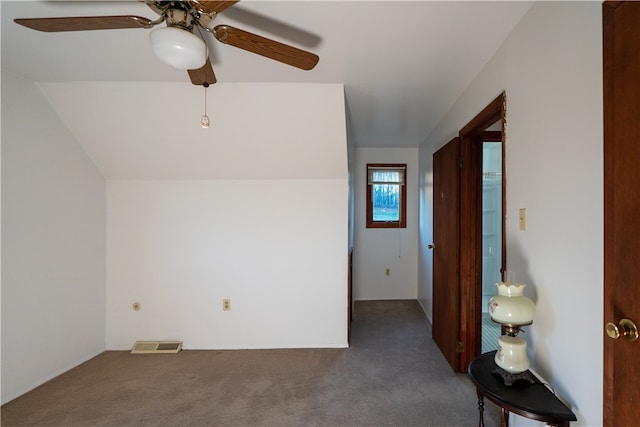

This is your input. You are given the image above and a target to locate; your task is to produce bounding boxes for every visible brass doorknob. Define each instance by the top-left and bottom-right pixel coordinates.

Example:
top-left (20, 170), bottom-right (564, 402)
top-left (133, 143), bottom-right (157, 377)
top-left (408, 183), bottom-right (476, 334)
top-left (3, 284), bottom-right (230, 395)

top-left (606, 319), bottom-right (639, 341)
top-left (428, 244), bottom-right (436, 249)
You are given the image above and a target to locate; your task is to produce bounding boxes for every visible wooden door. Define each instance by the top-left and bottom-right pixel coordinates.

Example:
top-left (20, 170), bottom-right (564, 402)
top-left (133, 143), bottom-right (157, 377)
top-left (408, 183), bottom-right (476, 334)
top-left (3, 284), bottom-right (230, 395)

top-left (603, 2), bottom-right (640, 426)
top-left (432, 137), bottom-right (461, 371)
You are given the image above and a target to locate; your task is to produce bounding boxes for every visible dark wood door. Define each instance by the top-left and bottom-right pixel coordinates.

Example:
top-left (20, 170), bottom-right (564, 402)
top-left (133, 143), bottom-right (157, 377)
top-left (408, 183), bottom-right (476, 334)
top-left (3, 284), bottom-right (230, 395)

top-left (432, 137), bottom-right (461, 371)
top-left (603, 2), bottom-right (640, 426)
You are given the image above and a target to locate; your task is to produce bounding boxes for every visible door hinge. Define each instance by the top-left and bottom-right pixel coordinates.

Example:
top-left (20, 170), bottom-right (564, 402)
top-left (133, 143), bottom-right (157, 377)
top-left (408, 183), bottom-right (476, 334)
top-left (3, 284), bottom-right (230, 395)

top-left (457, 157), bottom-right (465, 169)
top-left (456, 341), bottom-right (466, 353)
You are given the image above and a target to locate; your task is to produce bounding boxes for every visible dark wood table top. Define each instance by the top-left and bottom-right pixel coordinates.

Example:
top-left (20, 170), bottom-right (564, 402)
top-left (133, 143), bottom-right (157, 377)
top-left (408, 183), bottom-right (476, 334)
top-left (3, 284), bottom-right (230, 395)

top-left (468, 351), bottom-right (577, 424)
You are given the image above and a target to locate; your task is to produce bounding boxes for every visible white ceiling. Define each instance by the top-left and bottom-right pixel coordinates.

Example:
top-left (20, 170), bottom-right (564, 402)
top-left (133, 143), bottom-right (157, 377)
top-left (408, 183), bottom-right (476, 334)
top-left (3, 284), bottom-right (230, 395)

top-left (1, 1), bottom-right (532, 148)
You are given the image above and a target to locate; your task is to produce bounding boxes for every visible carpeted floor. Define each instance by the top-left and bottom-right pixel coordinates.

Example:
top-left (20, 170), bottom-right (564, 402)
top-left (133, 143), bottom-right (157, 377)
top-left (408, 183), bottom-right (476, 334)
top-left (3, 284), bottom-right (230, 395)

top-left (1, 300), bottom-right (499, 426)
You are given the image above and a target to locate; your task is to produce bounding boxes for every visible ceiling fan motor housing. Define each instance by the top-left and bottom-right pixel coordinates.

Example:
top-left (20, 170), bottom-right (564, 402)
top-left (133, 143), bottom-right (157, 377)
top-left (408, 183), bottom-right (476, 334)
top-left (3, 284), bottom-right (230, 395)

top-left (164, 7), bottom-right (196, 31)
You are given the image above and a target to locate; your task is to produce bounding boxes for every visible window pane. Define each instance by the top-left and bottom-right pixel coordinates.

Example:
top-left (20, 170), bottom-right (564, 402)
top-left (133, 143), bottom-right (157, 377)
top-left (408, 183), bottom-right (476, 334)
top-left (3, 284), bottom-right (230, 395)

top-left (370, 170), bottom-right (403, 184)
top-left (372, 183), bottom-right (400, 221)
top-left (366, 163), bottom-right (406, 229)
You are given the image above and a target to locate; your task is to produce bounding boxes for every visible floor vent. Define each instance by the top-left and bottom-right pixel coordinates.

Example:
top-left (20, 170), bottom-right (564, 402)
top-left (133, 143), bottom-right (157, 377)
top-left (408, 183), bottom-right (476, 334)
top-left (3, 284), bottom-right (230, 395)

top-left (131, 341), bottom-right (182, 354)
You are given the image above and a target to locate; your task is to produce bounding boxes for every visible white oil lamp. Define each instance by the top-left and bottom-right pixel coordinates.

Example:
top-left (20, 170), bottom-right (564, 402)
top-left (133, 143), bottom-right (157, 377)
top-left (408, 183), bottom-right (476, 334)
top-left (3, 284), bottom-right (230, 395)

top-left (488, 281), bottom-right (536, 385)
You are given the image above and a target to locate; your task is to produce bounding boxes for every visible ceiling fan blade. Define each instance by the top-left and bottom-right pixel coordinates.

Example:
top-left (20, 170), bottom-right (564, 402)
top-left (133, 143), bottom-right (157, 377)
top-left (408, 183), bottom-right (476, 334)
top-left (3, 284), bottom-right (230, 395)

top-left (213, 25), bottom-right (319, 71)
top-left (188, 58), bottom-right (217, 86)
top-left (190, 1), bottom-right (240, 15)
top-left (14, 16), bottom-right (153, 32)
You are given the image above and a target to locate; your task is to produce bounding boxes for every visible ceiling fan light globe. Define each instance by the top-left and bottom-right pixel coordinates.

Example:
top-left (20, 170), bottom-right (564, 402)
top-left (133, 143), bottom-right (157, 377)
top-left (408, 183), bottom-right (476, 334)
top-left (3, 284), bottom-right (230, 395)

top-left (149, 26), bottom-right (207, 70)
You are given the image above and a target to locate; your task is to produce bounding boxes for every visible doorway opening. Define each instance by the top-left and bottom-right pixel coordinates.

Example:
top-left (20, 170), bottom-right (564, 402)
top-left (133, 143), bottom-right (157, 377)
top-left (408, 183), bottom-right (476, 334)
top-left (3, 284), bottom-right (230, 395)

top-left (458, 92), bottom-right (506, 370)
top-left (480, 129), bottom-right (503, 353)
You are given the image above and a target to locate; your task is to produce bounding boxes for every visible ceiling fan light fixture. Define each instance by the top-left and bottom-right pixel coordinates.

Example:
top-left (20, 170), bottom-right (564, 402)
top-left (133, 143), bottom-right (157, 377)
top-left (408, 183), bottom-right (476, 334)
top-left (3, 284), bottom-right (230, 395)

top-left (150, 26), bottom-right (207, 70)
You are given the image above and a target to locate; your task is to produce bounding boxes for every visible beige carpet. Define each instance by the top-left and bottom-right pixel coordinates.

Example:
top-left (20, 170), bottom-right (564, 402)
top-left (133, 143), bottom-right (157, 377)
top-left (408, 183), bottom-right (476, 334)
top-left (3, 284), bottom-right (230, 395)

top-left (1, 300), bottom-right (499, 426)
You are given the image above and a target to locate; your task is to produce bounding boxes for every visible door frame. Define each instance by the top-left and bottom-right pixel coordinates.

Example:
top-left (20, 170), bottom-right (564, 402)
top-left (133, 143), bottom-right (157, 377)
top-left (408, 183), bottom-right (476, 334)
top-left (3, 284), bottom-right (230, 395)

top-left (458, 93), bottom-right (507, 371)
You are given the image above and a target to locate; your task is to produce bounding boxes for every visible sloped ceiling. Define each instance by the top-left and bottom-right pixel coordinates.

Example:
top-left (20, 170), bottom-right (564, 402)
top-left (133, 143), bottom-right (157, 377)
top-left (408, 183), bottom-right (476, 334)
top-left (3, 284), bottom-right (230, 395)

top-left (1, 1), bottom-right (532, 153)
top-left (36, 82), bottom-right (348, 179)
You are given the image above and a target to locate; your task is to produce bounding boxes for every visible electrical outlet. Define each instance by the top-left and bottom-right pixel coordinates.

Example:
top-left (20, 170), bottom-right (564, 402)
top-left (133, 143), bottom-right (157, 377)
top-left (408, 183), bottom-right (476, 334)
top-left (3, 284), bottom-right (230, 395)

top-left (223, 299), bottom-right (231, 311)
top-left (385, 268), bottom-right (391, 276)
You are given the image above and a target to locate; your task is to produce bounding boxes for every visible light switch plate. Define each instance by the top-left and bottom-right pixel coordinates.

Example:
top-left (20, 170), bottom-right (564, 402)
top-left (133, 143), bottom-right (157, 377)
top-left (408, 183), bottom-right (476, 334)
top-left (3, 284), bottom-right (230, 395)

top-left (519, 208), bottom-right (527, 231)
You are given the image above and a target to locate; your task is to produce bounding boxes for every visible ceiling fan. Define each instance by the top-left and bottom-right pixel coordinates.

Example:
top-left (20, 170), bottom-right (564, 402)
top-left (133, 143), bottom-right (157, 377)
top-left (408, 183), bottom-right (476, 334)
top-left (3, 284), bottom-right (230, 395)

top-left (14, 1), bottom-right (320, 87)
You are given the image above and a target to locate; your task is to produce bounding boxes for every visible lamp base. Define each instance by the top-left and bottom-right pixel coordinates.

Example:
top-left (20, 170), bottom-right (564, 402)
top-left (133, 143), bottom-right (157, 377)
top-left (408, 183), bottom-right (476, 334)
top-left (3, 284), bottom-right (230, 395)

top-left (492, 367), bottom-right (536, 386)
top-left (495, 335), bottom-right (530, 373)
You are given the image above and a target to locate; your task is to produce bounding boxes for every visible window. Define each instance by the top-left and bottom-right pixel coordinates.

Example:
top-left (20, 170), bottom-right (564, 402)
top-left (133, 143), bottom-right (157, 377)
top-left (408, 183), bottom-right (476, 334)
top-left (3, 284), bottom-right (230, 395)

top-left (366, 163), bottom-right (407, 228)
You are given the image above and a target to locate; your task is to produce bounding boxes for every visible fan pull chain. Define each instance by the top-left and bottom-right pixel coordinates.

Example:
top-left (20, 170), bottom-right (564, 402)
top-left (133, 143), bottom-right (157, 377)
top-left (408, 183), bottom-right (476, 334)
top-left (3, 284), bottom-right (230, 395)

top-left (201, 82), bottom-right (210, 128)
top-left (196, 23), bottom-right (210, 128)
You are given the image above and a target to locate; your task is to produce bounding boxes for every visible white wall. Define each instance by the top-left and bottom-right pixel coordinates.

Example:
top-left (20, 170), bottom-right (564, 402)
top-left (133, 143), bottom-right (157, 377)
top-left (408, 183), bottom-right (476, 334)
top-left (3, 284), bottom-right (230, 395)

top-left (1, 72), bottom-right (106, 404)
top-left (107, 179), bottom-right (348, 349)
top-left (104, 84), bottom-right (350, 350)
top-left (353, 148), bottom-right (419, 301)
top-left (419, 2), bottom-right (602, 426)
